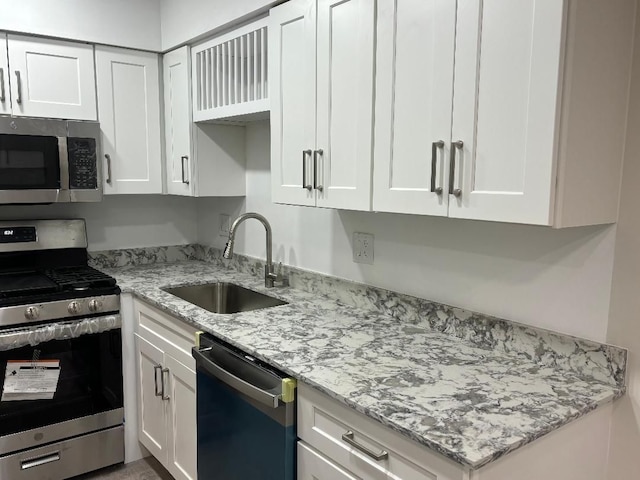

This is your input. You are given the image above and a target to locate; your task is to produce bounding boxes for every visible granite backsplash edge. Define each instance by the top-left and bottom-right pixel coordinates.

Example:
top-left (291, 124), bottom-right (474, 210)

top-left (89, 243), bottom-right (627, 389)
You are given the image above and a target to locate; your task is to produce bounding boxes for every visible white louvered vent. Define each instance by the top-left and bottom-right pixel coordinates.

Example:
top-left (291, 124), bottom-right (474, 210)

top-left (192, 18), bottom-right (269, 122)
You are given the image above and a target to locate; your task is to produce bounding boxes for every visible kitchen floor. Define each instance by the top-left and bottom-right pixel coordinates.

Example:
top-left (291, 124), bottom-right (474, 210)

top-left (71, 457), bottom-right (173, 480)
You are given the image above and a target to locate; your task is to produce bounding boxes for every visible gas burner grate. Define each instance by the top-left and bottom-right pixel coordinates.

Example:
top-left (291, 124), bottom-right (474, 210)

top-left (44, 267), bottom-right (117, 291)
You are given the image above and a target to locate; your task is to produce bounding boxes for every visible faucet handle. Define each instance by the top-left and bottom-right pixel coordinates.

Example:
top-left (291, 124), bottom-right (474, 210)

top-left (274, 262), bottom-right (289, 287)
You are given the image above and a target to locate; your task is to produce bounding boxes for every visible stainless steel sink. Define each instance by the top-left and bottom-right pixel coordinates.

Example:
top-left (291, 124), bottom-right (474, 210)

top-left (162, 282), bottom-right (288, 314)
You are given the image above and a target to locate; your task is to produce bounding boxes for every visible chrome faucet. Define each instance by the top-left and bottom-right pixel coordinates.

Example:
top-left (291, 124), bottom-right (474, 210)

top-left (223, 212), bottom-right (284, 288)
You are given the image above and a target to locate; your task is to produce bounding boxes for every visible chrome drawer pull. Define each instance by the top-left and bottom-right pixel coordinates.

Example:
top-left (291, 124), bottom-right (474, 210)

top-left (161, 368), bottom-right (170, 401)
top-left (0, 68), bottom-right (5, 102)
top-left (342, 430), bottom-right (389, 461)
top-left (21, 451), bottom-right (60, 470)
top-left (431, 140), bottom-right (445, 194)
top-left (313, 149), bottom-right (324, 191)
top-left (449, 140), bottom-right (463, 198)
top-left (154, 365), bottom-right (162, 397)
top-left (15, 70), bottom-right (22, 104)
top-left (105, 154), bottom-right (113, 185)
top-left (302, 149), bottom-right (313, 190)
top-left (181, 155), bottom-right (190, 184)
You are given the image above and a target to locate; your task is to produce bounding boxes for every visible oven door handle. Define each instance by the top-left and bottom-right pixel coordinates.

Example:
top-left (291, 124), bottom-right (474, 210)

top-left (192, 347), bottom-right (280, 409)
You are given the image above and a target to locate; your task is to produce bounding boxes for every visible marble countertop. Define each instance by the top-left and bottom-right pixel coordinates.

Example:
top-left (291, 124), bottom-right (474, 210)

top-left (105, 260), bottom-right (623, 470)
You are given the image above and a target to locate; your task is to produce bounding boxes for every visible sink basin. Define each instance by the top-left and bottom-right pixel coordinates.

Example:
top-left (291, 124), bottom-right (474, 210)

top-left (162, 282), bottom-right (288, 314)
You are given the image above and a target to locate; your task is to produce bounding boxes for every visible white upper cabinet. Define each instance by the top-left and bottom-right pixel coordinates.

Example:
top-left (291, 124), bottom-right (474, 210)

top-left (6, 34), bottom-right (97, 120)
top-left (0, 35), bottom-right (9, 116)
top-left (164, 46), bottom-right (194, 196)
top-left (448, 0), bottom-right (564, 224)
top-left (373, 0), bottom-right (456, 216)
top-left (270, 0), bottom-right (317, 207)
top-left (270, 0), bottom-right (375, 211)
top-left (96, 46), bottom-right (163, 194)
top-left (162, 46), bottom-right (247, 198)
top-left (372, 0), bottom-right (634, 227)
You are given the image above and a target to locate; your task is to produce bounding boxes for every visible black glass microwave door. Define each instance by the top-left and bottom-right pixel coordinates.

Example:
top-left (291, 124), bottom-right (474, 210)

top-left (0, 329), bottom-right (123, 436)
top-left (0, 134), bottom-right (60, 189)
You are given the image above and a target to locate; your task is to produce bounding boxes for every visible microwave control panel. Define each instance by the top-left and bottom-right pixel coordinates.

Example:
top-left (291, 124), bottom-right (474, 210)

top-left (67, 137), bottom-right (98, 190)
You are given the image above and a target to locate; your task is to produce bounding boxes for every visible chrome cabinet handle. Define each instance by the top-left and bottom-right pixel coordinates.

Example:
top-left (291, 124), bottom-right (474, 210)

top-left (0, 68), bottom-right (5, 102)
top-left (449, 140), bottom-right (463, 198)
top-left (341, 431), bottom-right (389, 461)
top-left (302, 149), bottom-right (312, 190)
top-left (431, 140), bottom-right (445, 195)
top-left (20, 451), bottom-right (61, 470)
top-left (161, 368), bottom-right (170, 401)
top-left (105, 154), bottom-right (112, 185)
top-left (15, 71), bottom-right (22, 104)
top-left (153, 365), bottom-right (162, 397)
top-left (181, 155), bottom-right (190, 184)
top-left (313, 149), bottom-right (324, 191)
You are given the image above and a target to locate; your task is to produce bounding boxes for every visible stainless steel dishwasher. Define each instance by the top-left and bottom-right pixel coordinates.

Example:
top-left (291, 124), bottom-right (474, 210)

top-left (192, 333), bottom-right (296, 480)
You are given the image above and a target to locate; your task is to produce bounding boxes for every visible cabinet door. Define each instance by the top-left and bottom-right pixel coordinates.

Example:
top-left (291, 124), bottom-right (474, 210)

top-left (373, 0), bottom-right (456, 216)
top-left (164, 354), bottom-right (197, 480)
top-left (315, 0), bottom-right (375, 211)
top-left (7, 35), bottom-right (96, 120)
top-left (0, 35), bottom-right (9, 115)
top-left (449, 0), bottom-right (566, 225)
top-left (164, 47), bottom-right (194, 196)
top-left (269, 0), bottom-right (317, 206)
top-left (96, 46), bottom-right (163, 194)
top-left (298, 442), bottom-right (359, 480)
top-left (134, 334), bottom-right (168, 465)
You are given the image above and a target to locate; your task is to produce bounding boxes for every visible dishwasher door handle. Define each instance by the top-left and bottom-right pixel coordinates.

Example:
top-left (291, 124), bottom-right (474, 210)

top-left (193, 347), bottom-right (280, 409)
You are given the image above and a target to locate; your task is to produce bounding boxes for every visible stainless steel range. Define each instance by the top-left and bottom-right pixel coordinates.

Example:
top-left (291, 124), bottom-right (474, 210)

top-left (0, 219), bottom-right (123, 479)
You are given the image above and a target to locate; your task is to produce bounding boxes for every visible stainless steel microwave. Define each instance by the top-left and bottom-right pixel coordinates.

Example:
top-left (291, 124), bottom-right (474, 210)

top-left (0, 117), bottom-right (102, 204)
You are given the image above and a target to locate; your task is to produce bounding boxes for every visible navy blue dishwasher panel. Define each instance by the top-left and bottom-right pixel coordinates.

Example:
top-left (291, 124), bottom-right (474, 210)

top-left (196, 367), bottom-right (296, 480)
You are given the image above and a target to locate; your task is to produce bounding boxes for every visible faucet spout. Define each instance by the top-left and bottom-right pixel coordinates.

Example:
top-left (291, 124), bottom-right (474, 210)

top-left (224, 212), bottom-right (277, 287)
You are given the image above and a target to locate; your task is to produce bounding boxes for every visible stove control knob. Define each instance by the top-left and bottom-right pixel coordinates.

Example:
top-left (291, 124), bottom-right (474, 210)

top-left (67, 301), bottom-right (81, 315)
top-left (88, 299), bottom-right (102, 313)
top-left (24, 306), bottom-right (40, 320)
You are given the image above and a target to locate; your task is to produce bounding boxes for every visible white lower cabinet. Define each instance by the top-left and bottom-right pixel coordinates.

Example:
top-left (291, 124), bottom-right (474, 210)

top-left (298, 383), bottom-right (613, 480)
top-left (133, 300), bottom-right (197, 480)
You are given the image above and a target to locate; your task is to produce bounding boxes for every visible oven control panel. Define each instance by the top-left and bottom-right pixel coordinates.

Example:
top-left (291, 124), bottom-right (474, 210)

top-left (67, 137), bottom-right (98, 190)
top-left (0, 227), bottom-right (36, 243)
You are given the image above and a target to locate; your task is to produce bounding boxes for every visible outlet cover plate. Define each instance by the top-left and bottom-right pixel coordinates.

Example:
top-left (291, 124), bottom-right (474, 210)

top-left (353, 232), bottom-right (374, 265)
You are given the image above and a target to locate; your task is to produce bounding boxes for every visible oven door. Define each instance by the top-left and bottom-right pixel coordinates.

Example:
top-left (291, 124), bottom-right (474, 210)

top-left (0, 133), bottom-right (64, 204)
top-left (0, 327), bottom-right (123, 455)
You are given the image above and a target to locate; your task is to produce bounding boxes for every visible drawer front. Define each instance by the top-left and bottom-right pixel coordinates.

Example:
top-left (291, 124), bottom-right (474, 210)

top-left (134, 299), bottom-right (197, 369)
top-left (298, 384), bottom-right (466, 480)
top-left (0, 426), bottom-right (123, 480)
top-left (298, 441), bottom-right (360, 480)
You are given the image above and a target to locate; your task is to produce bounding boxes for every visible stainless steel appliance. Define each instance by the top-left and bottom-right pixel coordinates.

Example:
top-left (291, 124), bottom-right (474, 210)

top-left (193, 333), bottom-right (296, 480)
top-left (0, 117), bottom-right (101, 204)
top-left (0, 219), bottom-right (123, 479)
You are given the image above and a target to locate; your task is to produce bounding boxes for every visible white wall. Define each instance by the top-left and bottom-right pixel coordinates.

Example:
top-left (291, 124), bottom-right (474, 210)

top-left (160, 0), bottom-right (278, 50)
top-left (606, 3), bottom-right (640, 477)
top-left (0, 0), bottom-right (162, 51)
top-left (198, 121), bottom-right (617, 342)
top-left (0, 195), bottom-right (198, 251)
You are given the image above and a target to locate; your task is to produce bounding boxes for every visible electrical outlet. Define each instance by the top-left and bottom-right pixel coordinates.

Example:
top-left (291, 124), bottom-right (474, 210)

top-left (219, 214), bottom-right (230, 236)
top-left (353, 232), bottom-right (374, 265)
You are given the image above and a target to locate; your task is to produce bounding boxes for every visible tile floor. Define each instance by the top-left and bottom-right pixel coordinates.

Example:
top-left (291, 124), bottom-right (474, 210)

top-left (71, 457), bottom-right (173, 480)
